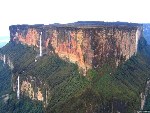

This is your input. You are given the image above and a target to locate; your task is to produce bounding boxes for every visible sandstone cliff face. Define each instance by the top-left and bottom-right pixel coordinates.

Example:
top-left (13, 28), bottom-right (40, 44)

top-left (13, 75), bottom-right (49, 105)
top-left (9, 22), bottom-right (142, 73)
top-left (20, 80), bottom-right (43, 101)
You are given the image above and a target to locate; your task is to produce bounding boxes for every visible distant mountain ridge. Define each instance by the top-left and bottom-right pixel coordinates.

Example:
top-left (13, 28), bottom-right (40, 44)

top-left (143, 24), bottom-right (150, 45)
top-left (0, 37), bottom-right (9, 48)
top-left (0, 42), bottom-right (8, 48)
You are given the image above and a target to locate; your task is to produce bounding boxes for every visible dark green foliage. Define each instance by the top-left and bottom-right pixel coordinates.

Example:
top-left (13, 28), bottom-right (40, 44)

top-left (144, 94), bottom-right (150, 110)
top-left (87, 69), bottom-right (98, 80)
top-left (55, 53), bottom-right (150, 113)
top-left (0, 61), bottom-right (11, 96)
top-left (1, 43), bottom-right (37, 74)
top-left (0, 92), bottom-right (44, 113)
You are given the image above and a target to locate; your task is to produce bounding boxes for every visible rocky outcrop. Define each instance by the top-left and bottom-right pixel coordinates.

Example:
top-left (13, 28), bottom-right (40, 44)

top-left (140, 80), bottom-right (150, 110)
top-left (0, 54), bottom-right (14, 69)
top-left (9, 22), bottom-right (142, 74)
top-left (21, 80), bottom-right (35, 99)
top-left (13, 75), bottom-right (49, 105)
top-left (20, 81), bottom-right (43, 101)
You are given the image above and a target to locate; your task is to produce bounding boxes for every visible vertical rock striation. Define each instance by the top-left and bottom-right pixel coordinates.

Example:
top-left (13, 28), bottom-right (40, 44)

top-left (9, 22), bottom-right (142, 73)
top-left (0, 54), bottom-right (14, 69)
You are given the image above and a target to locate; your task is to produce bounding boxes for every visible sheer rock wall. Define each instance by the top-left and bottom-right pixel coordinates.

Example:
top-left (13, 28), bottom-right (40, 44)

top-left (9, 23), bottom-right (142, 73)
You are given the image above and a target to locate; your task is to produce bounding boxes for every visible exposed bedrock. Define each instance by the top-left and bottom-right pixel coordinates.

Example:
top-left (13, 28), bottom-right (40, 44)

top-left (9, 22), bottom-right (142, 74)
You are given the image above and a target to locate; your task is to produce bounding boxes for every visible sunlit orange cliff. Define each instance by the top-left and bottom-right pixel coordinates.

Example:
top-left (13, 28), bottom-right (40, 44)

top-left (9, 22), bottom-right (142, 75)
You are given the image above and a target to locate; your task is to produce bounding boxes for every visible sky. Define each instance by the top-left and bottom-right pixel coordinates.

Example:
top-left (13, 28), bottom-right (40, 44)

top-left (0, 0), bottom-right (150, 42)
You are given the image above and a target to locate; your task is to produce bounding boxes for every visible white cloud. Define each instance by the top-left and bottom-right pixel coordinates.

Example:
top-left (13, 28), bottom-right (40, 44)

top-left (0, 0), bottom-right (150, 36)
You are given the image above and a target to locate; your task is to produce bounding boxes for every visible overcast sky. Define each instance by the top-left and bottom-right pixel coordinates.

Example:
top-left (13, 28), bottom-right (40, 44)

top-left (0, 0), bottom-right (149, 41)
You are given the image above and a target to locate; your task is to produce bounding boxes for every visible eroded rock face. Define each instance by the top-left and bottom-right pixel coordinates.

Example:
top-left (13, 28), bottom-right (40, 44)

top-left (20, 81), bottom-right (44, 101)
top-left (37, 88), bottom-right (43, 101)
top-left (21, 80), bottom-right (35, 99)
top-left (13, 76), bottom-right (48, 102)
top-left (9, 22), bottom-right (142, 73)
top-left (17, 29), bottom-right (39, 46)
top-left (0, 54), bottom-right (14, 69)
top-left (91, 26), bottom-right (142, 68)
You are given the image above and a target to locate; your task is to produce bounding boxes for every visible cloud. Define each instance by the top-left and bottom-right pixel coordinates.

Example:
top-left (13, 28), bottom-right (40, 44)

top-left (0, 0), bottom-right (150, 37)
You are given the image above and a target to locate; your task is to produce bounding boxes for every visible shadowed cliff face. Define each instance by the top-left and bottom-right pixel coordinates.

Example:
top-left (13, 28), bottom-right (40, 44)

top-left (143, 24), bottom-right (150, 45)
top-left (9, 23), bottom-right (142, 74)
top-left (0, 54), bottom-right (14, 69)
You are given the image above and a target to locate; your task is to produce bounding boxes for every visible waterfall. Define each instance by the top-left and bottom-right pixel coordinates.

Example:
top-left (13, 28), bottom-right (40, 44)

top-left (135, 27), bottom-right (141, 54)
top-left (17, 76), bottom-right (20, 99)
top-left (68, 31), bottom-right (71, 49)
top-left (140, 80), bottom-right (150, 110)
top-left (46, 89), bottom-right (48, 106)
top-left (3, 55), bottom-right (6, 64)
top-left (8, 57), bottom-right (10, 66)
top-left (40, 32), bottom-right (42, 56)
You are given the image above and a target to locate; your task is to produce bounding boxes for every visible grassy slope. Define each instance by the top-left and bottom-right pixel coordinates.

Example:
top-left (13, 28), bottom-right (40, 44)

top-left (0, 37), bottom-right (150, 113)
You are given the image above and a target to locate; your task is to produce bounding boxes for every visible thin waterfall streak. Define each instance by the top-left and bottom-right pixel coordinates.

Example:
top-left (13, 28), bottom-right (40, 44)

top-left (17, 76), bottom-right (20, 99)
top-left (3, 55), bottom-right (5, 64)
top-left (40, 32), bottom-right (42, 56)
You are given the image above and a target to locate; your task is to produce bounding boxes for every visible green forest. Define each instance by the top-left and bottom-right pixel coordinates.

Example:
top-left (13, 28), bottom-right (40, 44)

top-left (0, 36), bottom-right (150, 113)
